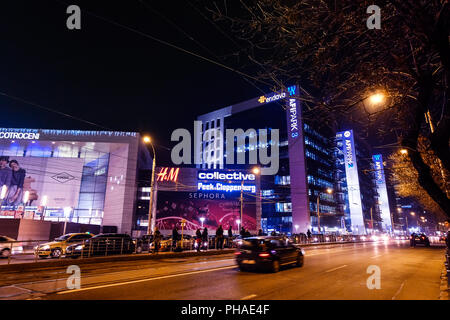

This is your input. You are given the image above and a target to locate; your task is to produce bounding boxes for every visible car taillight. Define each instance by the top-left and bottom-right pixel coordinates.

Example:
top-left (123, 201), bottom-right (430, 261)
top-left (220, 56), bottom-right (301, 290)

top-left (259, 253), bottom-right (270, 258)
top-left (234, 251), bottom-right (241, 255)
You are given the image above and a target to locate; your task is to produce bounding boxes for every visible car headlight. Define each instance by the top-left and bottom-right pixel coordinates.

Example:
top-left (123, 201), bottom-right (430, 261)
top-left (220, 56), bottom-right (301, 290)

top-left (301, 249), bottom-right (305, 255)
top-left (75, 245), bottom-right (84, 250)
top-left (40, 245), bottom-right (50, 250)
top-left (12, 246), bottom-right (24, 254)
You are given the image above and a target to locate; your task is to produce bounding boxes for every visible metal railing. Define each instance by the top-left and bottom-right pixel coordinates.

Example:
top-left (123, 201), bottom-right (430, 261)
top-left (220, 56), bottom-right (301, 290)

top-left (0, 233), bottom-right (434, 265)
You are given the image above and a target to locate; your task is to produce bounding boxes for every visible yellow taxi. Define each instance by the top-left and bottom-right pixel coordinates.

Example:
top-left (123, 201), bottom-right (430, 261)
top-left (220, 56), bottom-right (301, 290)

top-left (35, 233), bottom-right (94, 258)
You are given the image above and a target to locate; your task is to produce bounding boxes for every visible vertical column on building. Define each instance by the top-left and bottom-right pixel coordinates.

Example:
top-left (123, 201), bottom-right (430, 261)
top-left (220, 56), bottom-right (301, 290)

top-left (285, 85), bottom-right (310, 233)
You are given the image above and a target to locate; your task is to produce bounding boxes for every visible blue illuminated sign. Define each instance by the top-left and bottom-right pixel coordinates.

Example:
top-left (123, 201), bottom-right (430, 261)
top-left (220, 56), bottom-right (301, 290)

top-left (372, 154), bottom-right (392, 231)
top-left (337, 130), bottom-right (366, 235)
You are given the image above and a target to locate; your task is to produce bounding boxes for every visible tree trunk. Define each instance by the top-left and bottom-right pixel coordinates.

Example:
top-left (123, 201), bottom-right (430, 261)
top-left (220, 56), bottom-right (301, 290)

top-left (403, 74), bottom-right (450, 217)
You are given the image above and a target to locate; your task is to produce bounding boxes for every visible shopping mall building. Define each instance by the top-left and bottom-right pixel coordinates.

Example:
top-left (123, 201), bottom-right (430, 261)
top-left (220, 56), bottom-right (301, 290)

top-left (0, 128), bottom-right (152, 236)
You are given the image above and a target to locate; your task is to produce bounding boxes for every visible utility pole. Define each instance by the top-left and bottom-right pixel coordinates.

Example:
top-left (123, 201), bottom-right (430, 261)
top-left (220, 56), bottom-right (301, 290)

top-left (240, 180), bottom-right (244, 231)
top-left (317, 195), bottom-right (321, 234)
top-left (144, 136), bottom-right (156, 235)
top-left (405, 216), bottom-right (409, 235)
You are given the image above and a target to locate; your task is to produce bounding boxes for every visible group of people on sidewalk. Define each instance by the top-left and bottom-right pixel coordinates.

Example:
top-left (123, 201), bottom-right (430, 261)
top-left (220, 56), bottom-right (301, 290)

top-left (148, 224), bottom-right (266, 254)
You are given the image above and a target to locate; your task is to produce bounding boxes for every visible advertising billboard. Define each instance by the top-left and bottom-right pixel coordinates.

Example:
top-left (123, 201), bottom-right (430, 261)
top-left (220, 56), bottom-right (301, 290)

top-left (0, 156), bottom-right (84, 216)
top-left (372, 154), bottom-right (392, 231)
top-left (154, 167), bottom-right (260, 232)
top-left (337, 130), bottom-right (366, 234)
top-left (155, 191), bottom-right (256, 232)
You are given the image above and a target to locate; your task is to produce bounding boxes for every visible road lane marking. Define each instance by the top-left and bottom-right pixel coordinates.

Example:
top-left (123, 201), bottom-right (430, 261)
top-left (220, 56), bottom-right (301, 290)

top-left (371, 254), bottom-right (383, 259)
top-left (57, 265), bottom-right (236, 295)
top-left (324, 265), bottom-right (348, 273)
top-left (392, 280), bottom-right (406, 300)
top-left (241, 294), bottom-right (257, 300)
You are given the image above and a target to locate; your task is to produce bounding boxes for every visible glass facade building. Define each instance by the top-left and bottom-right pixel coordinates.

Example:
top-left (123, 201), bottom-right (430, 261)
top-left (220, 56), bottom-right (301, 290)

top-left (196, 88), bottom-right (338, 235)
top-left (0, 128), bottom-right (152, 234)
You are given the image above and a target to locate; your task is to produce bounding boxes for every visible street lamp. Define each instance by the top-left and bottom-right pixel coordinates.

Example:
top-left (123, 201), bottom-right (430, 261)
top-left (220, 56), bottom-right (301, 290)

top-left (143, 135), bottom-right (156, 235)
top-left (317, 188), bottom-right (333, 234)
top-left (199, 217), bottom-right (205, 228)
top-left (368, 92), bottom-right (385, 105)
top-left (400, 149), bottom-right (408, 155)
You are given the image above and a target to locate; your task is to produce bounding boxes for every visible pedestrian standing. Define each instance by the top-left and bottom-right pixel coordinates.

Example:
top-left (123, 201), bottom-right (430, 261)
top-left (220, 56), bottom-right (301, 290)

top-left (196, 228), bottom-right (202, 252)
top-left (172, 226), bottom-right (179, 251)
top-left (240, 227), bottom-right (245, 237)
top-left (202, 227), bottom-right (208, 251)
top-left (228, 225), bottom-right (233, 247)
top-left (216, 225), bottom-right (224, 249)
top-left (258, 229), bottom-right (263, 236)
top-left (307, 229), bottom-right (312, 242)
top-left (153, 227), bottom-right (161, 254)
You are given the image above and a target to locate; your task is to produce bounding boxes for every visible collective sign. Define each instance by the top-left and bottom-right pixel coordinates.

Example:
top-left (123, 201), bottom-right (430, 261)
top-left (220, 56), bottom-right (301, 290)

top-left (197, 170), bottom-right (257, 194)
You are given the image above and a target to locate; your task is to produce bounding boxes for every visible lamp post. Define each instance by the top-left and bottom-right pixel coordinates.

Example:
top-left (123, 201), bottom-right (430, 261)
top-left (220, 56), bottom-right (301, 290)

top-left (143, 136), bottom-right (156, 235)
top-left (317, 188), bottom-right (333, 234)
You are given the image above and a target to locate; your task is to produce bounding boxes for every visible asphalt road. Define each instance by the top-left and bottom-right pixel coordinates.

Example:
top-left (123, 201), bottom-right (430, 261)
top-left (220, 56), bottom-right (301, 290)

top-left (0, 241), bottom-right (445, 300)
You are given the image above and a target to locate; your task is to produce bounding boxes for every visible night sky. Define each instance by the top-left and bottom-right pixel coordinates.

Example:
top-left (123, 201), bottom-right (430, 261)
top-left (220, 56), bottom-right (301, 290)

top-left (0, 1), bottom-right (269, 163)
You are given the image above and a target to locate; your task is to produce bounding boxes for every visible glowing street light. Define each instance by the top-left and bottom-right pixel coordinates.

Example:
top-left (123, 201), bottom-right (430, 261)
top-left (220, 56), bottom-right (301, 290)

top-left (199, 217), bottom-right (205, 228)
top-left (368, 92), bottom-right (385, 105)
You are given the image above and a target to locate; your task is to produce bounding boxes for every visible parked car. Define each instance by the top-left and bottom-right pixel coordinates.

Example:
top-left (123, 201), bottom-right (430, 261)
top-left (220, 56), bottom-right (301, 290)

top-left (235, 236), bottom-right (304, 272)
top-left (0, 236), bottom-right (24, 258)
top-left (410, 233), bottom-right (430, 247)
top-left (65, 233), bottom-right (135, 257)
top-left (135, 234), bottom-right (154, 253)
top-left (149, 235), bottom-right (193, 252)
top-left (35, 233), bottom-right (94, 258)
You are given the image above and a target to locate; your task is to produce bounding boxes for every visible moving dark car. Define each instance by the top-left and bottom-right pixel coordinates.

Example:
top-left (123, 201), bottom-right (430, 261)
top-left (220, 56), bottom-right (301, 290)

top-left (235, 236), bottom-right (304, 272)
top-left (410, 233), bottom-right (430, 247)
top-left (65, 233), bottom-right (135, 257)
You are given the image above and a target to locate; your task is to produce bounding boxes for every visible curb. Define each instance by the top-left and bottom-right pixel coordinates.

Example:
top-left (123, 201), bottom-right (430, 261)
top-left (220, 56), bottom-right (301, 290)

top-left (440, 263), bottom-right (449, 300)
